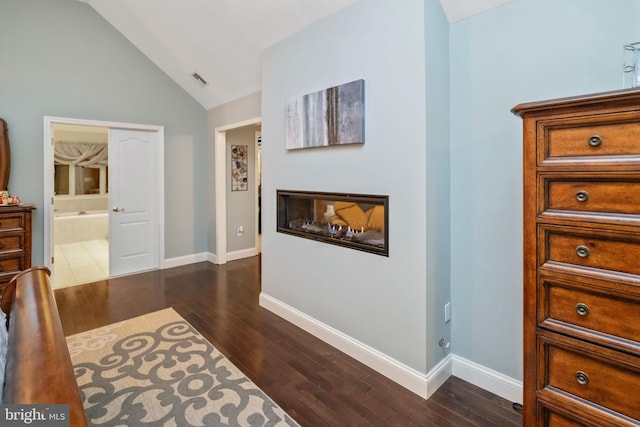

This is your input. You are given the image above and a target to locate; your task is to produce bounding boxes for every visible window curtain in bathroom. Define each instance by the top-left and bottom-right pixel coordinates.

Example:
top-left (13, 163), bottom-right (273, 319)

top-left (54, 141), bottom-right (107, 194)
top-left (54, 141), bottom-right (107, 168)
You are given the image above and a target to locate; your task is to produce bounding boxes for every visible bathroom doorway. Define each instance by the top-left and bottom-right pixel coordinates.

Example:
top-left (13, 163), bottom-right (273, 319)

top-left (51, 123), bottom-right (109, 288)
top-left (44, 117), bottom-right (165, 289)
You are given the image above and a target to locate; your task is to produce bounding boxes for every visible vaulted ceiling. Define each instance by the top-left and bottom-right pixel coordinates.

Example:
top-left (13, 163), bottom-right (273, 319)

top-left (79, 0), bottom-right (512, 110)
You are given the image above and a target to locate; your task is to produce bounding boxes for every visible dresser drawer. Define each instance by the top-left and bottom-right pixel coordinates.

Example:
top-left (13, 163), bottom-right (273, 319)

top-left (545, 411), bottom-right (583, 427)
top-left (540, 333), bottom-right (640, 421)
top-left (0, 256), bottom-right (23, 283)
top-left (539, 279), bottom-right (640, 346)
top-left (0, 233), bottom-right (24, 252)
top-left (540, 113), bottom-right (640, 165)
top-left (0, 213), bottom-right (25, 231)
top-left (541, 175), bottom-right (640, 220)
top-left (541, 225), bottom-right (640, 278)
top-left (538, 394), bottom-right (638, 427)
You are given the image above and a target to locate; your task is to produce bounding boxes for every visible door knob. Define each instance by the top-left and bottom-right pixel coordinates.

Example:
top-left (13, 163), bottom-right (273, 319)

top-left (112, 207), bottom-right (125, 212)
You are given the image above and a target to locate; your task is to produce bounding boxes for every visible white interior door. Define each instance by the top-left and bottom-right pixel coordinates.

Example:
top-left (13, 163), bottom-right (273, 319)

top-left (109, 128), bottom-right (159, 276)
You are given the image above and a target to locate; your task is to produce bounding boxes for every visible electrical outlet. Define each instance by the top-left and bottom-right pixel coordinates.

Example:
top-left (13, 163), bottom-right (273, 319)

top-left (444, 302), bottom-right (451, 323)
top-left (237, 226), bottom-right (243, 236)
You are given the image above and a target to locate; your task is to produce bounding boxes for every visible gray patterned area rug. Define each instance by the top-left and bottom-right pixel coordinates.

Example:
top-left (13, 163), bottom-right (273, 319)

top-left (66, 308), bottom-right (300, 427)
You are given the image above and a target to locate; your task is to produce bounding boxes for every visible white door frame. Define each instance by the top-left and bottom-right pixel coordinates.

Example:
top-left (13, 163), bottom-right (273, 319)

top-left (254, 130), bottom-right (261, 254)
top-left (214, 117), bottom-right (260, 264)
top-left (43, 116), bottom-right (165, 275)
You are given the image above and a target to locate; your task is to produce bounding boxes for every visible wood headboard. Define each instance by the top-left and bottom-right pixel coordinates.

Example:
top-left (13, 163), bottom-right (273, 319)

top-left (1, 266), bottom-right (88, 427)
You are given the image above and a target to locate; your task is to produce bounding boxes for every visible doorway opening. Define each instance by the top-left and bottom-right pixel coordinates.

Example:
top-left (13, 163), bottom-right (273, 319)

top-left (214, 117), bottom-right (261, 264)
top-left (51, 123), bottom-right (109, 288)
top-left (44, 117), bottom-right (165, 289)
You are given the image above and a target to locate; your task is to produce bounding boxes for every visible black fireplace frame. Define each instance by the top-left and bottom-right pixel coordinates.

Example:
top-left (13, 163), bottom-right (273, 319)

top-left (277, 189), bottom-right (389, 256)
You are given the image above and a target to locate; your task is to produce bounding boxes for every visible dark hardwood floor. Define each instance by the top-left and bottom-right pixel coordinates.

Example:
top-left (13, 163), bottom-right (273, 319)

top-left (55, 256), bottom-right (522, 426)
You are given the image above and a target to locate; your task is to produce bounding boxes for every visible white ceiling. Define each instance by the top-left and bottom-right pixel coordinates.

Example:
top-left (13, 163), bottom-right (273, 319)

top-left (79, 0), bottom-right (512, 110)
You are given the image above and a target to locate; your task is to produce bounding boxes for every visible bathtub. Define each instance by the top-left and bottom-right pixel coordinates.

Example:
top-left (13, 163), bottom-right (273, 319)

top-left (54, 210), bottom-right (109, 245)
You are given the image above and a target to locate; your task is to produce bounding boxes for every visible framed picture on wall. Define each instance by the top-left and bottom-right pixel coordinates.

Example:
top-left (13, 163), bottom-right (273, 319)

top-left (231, 145), bottom-right (248, 191)
top-left (285, 79), bottom-right (364, 150)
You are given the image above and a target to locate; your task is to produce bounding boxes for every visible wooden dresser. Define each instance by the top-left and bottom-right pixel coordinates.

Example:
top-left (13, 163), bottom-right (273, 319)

top-left (0, 204), bottom-right (35, 288)
top-left (513, 89), bottom-right (640, 426)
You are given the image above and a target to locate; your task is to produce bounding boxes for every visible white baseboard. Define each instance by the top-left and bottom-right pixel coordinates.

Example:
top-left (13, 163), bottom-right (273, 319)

top-left (259, 293), bottom-right (523, 403)
top-left (226, 247), bottom-right (258, 262)
top-left (427, 354), bottom-right (453, 397)
top-left (260, 292), bottom-right (439, 398)
top-left (451, 355), bottom-right (523, 404)
top-left (206, 248), bottom-right (258, 265)
top-left (162, 252), bottom-right (208, 269)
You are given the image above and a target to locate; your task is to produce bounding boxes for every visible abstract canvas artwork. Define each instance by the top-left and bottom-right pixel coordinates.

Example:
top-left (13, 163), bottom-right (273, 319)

top-left (231, 145), bottom-right (248, 191)
top-left (285, 79), bottom-right (364, 150)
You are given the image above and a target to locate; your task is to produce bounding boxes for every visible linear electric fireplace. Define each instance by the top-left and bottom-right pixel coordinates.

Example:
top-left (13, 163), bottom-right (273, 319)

top-left (277, 190), bottom-right (389, 256)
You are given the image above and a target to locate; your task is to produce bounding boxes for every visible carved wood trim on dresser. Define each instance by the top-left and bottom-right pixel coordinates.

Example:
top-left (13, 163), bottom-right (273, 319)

top-left (0, 204), bottom-right (35, 289)
top-left (513, 89), bottom-right (640, 426)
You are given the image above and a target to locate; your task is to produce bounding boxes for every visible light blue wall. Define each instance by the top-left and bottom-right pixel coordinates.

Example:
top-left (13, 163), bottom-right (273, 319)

top-left (425, 0), bottom-right (452, 369)
top-left (262, 0), bottom-right (431, 372)
top-left (450, 0), bottom-right (640, 380)
top-left (0, 0), bottom-right (208, 263)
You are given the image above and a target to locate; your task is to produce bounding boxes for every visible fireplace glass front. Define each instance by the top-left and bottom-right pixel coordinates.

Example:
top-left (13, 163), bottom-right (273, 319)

top-left (277, 190), bottom-right (388, 256)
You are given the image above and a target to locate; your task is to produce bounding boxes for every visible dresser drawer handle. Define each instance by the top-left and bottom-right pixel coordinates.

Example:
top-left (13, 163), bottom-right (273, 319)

top-left (575, 303), bottom-right (590, 316)
top-left (588, 135), bottom-right (602, 147)
top-left (576, 245), bottom-right (590, 258)
top-left (575, 190), bottom-right (589, 202)
top-left (575, 371), bottom-right (590, 385)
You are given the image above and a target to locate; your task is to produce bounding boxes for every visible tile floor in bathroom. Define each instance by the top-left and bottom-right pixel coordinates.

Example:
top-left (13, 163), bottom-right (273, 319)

top-left (53, 239), bottom-right (109, 289)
